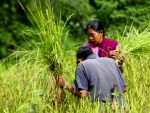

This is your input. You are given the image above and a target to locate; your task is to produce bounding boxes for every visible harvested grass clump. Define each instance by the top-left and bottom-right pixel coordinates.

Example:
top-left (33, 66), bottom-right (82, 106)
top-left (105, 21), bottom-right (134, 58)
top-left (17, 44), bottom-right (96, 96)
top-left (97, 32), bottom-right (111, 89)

top-left (118, 26), bottom-right (150, 57)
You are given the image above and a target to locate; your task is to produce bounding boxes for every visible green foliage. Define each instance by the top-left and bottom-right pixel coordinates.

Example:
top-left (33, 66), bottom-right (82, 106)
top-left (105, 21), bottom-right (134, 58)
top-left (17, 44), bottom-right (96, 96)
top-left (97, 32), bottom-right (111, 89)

top-left (0, 1), bottom-right (77, 112)
top-left (50, 0), bottom-right (95, 39)
top-left (50, 0), bottom-right (150, 38)
top-left (1, 0), bottom-right (150, 59)
top-left (0, 0), bottom-right (32, 59)
top-left (94, 0), bottom-right (150, 36)
top-left (17, 0), bottom-right (69, 75)
top-left (116, 24), bottom-right (150, 58)
top-left (0, 0), bottom-right (150, 112)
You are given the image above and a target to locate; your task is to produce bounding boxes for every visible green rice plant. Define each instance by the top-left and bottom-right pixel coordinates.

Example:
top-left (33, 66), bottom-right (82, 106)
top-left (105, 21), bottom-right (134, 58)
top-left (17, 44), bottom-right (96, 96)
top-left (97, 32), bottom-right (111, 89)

top-left (123, 56), bottom-right (150, 113)
top-left (116, 24), bottom-right (150, 112)
top-left (117, 24), bottom-right (150, 57)
top-left (19, 1), bottom-right (65, 75)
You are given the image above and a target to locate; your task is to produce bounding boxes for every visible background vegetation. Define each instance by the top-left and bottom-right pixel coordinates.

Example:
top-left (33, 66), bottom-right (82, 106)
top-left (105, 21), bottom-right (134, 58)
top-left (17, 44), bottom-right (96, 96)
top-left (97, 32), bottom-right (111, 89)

top-left (0, 0), bottom-right (32, 59)
top-left (0, 0), bottom-right (150, 113)
top-left (1, 0), bottom-right (150, 59)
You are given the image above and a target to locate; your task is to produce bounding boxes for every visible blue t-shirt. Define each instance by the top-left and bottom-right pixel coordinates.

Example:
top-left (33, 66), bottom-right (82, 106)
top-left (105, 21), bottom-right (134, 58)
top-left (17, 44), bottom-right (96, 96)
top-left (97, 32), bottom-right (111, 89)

top-left (73, 54), bottom-right (126, 102)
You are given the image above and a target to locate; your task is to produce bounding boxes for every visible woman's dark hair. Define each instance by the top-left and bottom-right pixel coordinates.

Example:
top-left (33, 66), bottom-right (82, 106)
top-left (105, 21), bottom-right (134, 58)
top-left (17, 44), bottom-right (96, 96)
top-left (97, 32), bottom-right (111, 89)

top-left (84, 20), bottom-right (105, 37)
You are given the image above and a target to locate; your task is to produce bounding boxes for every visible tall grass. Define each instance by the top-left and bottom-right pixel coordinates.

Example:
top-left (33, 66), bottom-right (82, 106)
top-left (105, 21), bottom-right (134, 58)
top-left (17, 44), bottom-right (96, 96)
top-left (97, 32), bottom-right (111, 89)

top-left (0, 0), bottom-right (150, 113)
top-left (0, 0), bottom-right (76, 112)
top-left (117, 23), bottom-right (150, 112)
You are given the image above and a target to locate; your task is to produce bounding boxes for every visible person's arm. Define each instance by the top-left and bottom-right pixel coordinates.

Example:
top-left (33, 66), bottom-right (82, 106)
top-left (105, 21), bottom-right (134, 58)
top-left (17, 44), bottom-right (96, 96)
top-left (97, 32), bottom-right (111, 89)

top-left (64, 82), bottom-right (88, 97)
top-left (55, 76), bottom-right (88, 98)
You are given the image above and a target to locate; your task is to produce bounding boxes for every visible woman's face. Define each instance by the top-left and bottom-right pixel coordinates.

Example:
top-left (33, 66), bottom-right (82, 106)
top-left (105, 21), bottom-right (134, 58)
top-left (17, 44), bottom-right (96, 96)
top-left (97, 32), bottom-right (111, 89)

top-left (86, 29), bottom-right (103, 45)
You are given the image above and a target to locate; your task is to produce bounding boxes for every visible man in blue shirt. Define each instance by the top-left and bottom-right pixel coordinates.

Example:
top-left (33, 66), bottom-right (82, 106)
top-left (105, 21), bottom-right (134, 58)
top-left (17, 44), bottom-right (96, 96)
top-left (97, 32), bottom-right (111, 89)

top-left (56, 46), bottom-right (127, 107)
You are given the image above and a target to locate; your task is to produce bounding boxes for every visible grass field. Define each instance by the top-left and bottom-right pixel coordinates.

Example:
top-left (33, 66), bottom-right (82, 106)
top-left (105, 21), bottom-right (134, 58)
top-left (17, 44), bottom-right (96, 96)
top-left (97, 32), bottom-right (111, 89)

top-left (0, 1), bottom-right (150, 113)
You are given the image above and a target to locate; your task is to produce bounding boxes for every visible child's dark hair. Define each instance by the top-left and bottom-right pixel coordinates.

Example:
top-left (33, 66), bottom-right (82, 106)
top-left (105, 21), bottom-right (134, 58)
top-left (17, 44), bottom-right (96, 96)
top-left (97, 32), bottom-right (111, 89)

top-left (76, 46), bottom-right (93, 59)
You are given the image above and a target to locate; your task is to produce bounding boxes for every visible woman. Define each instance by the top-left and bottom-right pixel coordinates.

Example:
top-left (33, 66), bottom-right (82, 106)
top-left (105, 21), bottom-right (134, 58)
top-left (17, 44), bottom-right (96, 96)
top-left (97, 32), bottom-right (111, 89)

top-left (84, 20), bottom-right (124, 72)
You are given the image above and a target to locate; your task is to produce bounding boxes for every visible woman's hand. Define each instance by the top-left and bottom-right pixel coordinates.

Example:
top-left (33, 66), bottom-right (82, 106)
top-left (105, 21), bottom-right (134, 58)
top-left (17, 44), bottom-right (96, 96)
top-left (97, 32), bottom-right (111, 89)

top-left (118, 55), bottom-right (125, 65)
top-left (108, 50), bottom-right (119, 59)
top-left (117, 55), bottom-right (125, 73)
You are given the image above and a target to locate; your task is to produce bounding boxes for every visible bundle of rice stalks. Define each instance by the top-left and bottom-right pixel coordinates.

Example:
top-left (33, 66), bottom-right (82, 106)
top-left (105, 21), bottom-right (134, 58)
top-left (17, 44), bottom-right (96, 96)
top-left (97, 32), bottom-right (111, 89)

top-left (117, 24), bottom-right (150, 75)
top-left (118, 26), bottom-right (150, 57)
